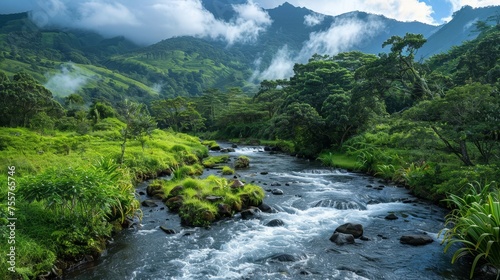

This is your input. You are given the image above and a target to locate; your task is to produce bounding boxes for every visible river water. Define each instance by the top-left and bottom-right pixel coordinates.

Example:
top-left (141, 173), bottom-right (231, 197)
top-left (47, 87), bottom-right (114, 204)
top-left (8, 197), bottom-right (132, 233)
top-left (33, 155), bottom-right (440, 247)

top-left (67, 145), bottom-right (473, 280)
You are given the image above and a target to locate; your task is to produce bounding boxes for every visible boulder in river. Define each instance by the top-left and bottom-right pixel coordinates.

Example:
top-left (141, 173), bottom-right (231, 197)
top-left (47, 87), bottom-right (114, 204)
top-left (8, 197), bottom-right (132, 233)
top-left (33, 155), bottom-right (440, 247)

top-left (147, 183), bottom-right (163, 197)
top-left (160, 226), bottom-right (176, 234)
top-left (141, 200), bottom-right (158, 207)
top-left (268, 253), bottom-right (299, 262)
top-left (271, 189), bottom-right (284, 195)
top-left (265, 219), bottom-right (285, 227)
top-left (165, 195), bottom-right (184, 212)
top-left (234, 156), bottom-right (250, 169)
top-left (217, 203), bottom-right (233, 218)
top-left (400, 234), bottom-right (433, 246)
top-left (334, 223), bottom-right (364, 238)
top-left (385, 213), bottom-right (399, 220)
top-left (258, 203), bottom-right (277, 213)
top-left (330, 232), bottom-right (355, 245)
top-left (230, 179), bottom-right (245, 190)
top-left (241, 207), bottom-right (261, 220)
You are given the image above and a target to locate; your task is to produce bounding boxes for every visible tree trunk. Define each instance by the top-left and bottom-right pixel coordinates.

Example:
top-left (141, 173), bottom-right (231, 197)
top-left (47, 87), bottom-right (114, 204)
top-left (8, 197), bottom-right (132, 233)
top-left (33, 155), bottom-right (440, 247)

top-left (459, 140), bottom-right (474, 166)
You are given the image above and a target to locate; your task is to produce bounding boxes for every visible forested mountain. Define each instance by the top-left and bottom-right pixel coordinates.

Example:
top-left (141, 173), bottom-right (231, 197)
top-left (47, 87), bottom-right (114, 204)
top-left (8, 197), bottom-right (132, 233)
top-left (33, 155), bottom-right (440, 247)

top-left (0, 4), bottom-right (499, 100)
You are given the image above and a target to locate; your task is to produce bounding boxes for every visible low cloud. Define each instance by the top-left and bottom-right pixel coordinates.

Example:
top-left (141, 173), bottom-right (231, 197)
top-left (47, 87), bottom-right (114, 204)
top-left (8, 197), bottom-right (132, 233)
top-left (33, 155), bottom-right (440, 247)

top-left (26, 0), bottom-right (271, 45)
top-left (304, 13), bottom-right (325, 27)
top-left (252, 16), bottom-right (384, 81)
top-left (44, 63), bottom-right (90, 97)
top-left (253, 46), bottom-right (295, 81)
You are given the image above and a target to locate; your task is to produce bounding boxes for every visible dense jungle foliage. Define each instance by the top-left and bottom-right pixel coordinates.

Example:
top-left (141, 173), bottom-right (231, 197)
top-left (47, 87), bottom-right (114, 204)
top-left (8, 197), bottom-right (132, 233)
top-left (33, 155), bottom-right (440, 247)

top-left (0, 12), bottom-right (499, 280)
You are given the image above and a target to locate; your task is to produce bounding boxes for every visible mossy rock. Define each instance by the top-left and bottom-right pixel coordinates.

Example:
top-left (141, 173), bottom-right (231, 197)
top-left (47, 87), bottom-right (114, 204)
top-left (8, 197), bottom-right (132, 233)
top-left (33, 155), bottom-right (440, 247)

top-left (222, 166), bottom-right (235, 175)
top-left (202, 155), bottom-right (230, 168)
top-left (165, 195), bottom-right (184, 212)
top-left (234, 156), bottom-right (250, 169)
top-left (167, 185), bottom-right (184, 198)
top-left (147, 180), bottom-right (164, 196)
top-left (179, 199), bottom-right (217, 227)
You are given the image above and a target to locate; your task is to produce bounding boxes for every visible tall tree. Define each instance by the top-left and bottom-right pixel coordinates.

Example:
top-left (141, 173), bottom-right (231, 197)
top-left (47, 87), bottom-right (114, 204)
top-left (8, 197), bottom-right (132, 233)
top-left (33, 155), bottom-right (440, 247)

top-left (382, 33), bottom-right (432, 100)
top-left (118, 100), bottom-right (156, 164)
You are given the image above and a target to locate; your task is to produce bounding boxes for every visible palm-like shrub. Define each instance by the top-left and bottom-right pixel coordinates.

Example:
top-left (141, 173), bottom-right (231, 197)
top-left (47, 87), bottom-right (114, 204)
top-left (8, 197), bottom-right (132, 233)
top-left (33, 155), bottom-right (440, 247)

top-left (440, 182), bottom-right (500, 279)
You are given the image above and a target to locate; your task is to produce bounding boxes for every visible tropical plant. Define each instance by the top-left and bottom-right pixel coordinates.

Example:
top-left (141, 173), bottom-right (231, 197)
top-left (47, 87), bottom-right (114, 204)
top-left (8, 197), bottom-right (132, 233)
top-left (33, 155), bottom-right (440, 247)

top-left (440, 182), bottom-right (500, 279)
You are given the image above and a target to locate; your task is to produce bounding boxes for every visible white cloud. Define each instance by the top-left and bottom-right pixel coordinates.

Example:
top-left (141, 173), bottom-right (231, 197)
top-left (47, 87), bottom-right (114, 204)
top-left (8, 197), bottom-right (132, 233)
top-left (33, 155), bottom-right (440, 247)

top-left (298, 16), bottom-right (384, 61)
top-left (44, 63), bottom-right (90, 97)
top-left (253, 16), bottom-right (385, 81)
top-left (446, 0), bottom-right (500, 12)
top-left (255, 0), bottom-right (437, 25)
top-left (304, 13), bottom-right (325, 27)
top-left (254, 46), bottom-right (295, 81)
top-left (25, 0), bottom-right (272, 45)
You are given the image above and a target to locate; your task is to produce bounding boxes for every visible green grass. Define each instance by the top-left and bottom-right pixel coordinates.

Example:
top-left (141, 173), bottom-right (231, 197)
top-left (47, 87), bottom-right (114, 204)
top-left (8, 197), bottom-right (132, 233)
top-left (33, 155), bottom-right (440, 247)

top-left (0, 124), bottom-right (208, 278)
top-left (317, 152), bottom-right (358, 170)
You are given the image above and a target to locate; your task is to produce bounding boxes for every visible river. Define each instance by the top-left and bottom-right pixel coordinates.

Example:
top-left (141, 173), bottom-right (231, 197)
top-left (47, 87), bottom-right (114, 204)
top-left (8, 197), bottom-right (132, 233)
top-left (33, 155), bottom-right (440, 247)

top-left (67, 145), bottom-right (473, 280)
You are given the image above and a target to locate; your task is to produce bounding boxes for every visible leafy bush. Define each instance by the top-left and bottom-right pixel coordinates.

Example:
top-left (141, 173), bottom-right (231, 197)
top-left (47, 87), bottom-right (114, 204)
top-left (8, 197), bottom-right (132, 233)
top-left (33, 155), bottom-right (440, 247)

top-left (441, 182), bottom-right (500, 279)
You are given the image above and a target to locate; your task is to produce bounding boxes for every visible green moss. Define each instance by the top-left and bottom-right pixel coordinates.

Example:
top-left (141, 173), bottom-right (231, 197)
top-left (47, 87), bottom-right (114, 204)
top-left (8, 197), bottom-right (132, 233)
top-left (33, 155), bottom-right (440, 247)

top-left (234, 155), bottom-right (250, 169)
top-left (202, 155), bottom-right (230, 168)
top-left (201, 140), bottom-right (220, 150)
top-left (161, 175), bottom-right (265, 226)
top-left (221, 166), bottom-right (235, 175)
top-left (179, 198), bottom-right (218, 227)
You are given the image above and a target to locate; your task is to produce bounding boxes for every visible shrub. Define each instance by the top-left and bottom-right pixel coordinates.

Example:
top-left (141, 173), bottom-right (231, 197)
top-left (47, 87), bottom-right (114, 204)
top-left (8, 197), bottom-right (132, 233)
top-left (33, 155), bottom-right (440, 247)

top-left (440, 182), bottom-right (500, 279)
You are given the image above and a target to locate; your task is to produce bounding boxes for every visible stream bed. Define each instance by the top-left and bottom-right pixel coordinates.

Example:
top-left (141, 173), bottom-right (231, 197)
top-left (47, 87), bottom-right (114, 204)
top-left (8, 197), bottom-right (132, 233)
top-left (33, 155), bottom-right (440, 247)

top-left (67, 145), bottom-right (473, 280)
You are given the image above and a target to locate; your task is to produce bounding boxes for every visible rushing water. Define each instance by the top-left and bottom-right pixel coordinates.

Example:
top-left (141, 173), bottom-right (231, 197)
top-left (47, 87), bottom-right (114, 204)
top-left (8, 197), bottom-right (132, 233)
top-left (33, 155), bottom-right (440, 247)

top-left (67, 145), bottom-right (474, 280)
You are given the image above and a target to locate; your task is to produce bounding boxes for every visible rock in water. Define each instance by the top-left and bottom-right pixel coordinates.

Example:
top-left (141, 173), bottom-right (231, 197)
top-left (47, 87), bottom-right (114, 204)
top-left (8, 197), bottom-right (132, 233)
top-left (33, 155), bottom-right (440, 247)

top-left (385, 213), bottom-right (398, 220)
top-left (400, 235), bottom-right (433, 246)
top-left (330, 232), bottom-right (355, 245)
top-left (265, 219), bottom-right (285, 227)
top-left (141, 200), bottom-right (158, 207)
top-left (334, 223), bottom-right (363, 238)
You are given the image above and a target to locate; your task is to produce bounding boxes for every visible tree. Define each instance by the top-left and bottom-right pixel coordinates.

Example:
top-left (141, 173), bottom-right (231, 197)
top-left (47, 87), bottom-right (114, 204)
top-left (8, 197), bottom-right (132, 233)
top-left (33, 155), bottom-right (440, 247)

top-left (118, 100), bottom-right (156, 164)
top-left (382, 33), bottom-right (432, 100)
top-left (405, 83), bottom-right (499, 166)
top-left (152, 97), bottom-right (205, 132)
top-left (0, 71), bottom-right (63, 127)
top-left (272, 102), bottom-right (326, 156)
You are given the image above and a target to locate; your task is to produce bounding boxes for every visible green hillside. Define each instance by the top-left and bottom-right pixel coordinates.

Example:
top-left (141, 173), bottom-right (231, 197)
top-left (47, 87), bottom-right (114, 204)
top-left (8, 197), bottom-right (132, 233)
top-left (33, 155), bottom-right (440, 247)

top-left (103, 37), bottom-right (255, 97)
top-left (0, 13), bottom-right (254, 102)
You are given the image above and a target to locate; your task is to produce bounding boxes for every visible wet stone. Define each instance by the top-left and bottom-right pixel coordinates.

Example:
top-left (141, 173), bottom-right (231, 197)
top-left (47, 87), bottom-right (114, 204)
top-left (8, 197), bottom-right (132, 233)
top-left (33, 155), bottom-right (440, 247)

top-left (141, 200), bottom-right (158, 207)
top-left (385, 213), bottom-right (399, 220)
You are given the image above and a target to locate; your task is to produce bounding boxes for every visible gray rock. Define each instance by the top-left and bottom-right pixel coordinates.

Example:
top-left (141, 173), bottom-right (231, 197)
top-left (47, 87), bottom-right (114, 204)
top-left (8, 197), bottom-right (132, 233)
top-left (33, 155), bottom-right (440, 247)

top-left (330, 232), bottom-right (355, 245)
top-left (160, 226), bottom-right (176, 234)
top-left (141, 200), bottom-right (158, 207)
top-left (271, 189), bottom-right (284, 195)
top-left (385, 213), bottom-right (399, 220)
top-left (334, 223), bottom-right (363, 238)
top-left (400, 234), bottom-right (433, 246)
top-left (241, 207), bottom-right (261, 220)
top-left (266, 219), bottom-right (285, 227)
